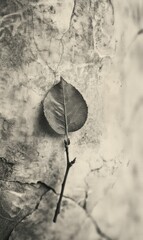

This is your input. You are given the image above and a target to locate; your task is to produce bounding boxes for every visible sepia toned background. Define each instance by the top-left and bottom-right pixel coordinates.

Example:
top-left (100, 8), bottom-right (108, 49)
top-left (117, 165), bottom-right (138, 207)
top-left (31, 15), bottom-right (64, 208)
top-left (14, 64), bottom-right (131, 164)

top-left (0, 0), bottom-right (143, 239)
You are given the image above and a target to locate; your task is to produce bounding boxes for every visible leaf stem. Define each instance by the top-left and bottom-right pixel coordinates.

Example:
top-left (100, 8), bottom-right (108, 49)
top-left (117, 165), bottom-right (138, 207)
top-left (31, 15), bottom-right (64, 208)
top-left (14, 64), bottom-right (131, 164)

top-left (53, 140), bottom-right (76, 223)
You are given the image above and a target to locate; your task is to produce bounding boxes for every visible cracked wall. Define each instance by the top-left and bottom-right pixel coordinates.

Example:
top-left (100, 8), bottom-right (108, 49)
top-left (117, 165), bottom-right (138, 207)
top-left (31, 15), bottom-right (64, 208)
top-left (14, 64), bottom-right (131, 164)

top-left (0, 0), bottom-right (143, 239)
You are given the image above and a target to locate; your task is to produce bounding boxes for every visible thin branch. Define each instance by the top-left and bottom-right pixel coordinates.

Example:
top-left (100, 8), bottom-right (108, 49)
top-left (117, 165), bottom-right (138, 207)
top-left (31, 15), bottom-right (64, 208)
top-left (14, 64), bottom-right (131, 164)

top-left (53, 140), bottom-right (76, 223)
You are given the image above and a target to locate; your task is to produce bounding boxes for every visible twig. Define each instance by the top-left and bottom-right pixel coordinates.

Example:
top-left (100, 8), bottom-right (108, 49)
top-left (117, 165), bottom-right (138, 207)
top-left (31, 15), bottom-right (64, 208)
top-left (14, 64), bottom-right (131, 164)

top-left (53, 139), bottom-right (76, 223)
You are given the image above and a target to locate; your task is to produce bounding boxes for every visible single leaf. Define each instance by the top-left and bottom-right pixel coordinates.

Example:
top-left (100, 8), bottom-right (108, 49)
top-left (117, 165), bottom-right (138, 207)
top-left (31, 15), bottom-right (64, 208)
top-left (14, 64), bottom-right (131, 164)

top-left (43, 77), bottom-right (88, 135)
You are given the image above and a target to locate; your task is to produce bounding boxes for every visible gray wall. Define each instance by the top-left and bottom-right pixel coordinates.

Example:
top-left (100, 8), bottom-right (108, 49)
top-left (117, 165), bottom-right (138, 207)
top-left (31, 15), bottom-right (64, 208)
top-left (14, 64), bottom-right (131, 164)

top-left (0, 0), bottom-right (143, 239)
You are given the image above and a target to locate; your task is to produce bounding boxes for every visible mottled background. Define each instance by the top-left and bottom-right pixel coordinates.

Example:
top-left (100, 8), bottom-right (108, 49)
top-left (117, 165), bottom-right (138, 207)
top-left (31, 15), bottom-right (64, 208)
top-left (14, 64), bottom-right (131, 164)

top-left (0, 0), bottom-right (143, 239)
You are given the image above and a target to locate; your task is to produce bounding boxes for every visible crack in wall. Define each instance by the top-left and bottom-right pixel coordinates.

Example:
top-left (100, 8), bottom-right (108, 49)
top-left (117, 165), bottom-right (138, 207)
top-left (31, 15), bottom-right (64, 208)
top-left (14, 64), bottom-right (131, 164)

top-left (62, 193), bottom-right (115, 240)
top-left (0, 179), bottom-right (53, 240)
top-left (6, 177), bottom-right (114, 240)
top-left (29, 0), bottom-right (78, 79)
top-left (69, 0), bottom-right (76, 30)
top-left (108, 0), bottom-right (114, 25)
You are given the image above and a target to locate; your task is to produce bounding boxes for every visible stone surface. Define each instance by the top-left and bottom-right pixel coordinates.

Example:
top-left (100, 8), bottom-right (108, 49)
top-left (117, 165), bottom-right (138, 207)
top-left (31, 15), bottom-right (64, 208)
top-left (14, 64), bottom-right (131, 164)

top-left (0, 0), bottom-right (143, 239)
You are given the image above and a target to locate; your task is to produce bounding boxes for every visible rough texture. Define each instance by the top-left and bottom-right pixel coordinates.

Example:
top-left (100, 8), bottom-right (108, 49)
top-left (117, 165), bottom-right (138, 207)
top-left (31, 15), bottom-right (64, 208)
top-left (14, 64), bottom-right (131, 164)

top-left (0, 0), bottom-right (143, 239)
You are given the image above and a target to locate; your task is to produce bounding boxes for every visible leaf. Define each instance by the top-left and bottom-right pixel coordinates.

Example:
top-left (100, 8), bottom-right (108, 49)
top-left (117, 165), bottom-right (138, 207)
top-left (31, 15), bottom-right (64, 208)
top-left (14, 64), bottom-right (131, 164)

top-left (43, 77), bottom-right (88, 135)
